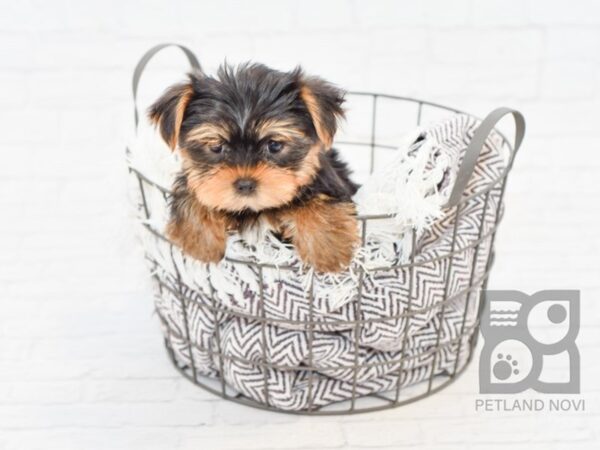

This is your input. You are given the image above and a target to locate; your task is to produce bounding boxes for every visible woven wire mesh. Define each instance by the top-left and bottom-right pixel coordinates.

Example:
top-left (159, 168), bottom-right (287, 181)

top-left (130, 93), bottom-right (518, 415)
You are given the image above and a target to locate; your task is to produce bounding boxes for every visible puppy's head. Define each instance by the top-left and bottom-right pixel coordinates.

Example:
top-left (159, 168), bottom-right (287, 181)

top-left (148, 64), bottom-right (345, 213)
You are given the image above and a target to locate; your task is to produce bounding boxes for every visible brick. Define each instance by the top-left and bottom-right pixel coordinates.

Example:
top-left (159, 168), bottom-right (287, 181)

top-left (0, 381), bottom-right (81, 404)
top-left (2, 428), bottom-right (181, 450)
top-left (0, 72), bottom-right (31, 107)
top-left (29, 335), bottom-right (158, 359)
top-left (516, 100), bottom-right (599, 136)
top-left (0, 35), bottom-right (34, 70)
top-left (174, 0), bottom-right (297, 34)
top-left (430, 29), bottom-right (543, 64)
top-left (529, 0), bottom-right (600, 25)
top-left (431, 416), bottom-right (595, 444)
top-left (0, 2), bottom-right (67, 32)
top-left (82, 379), bottom-right (178, 403)
top-left (290, 0), bottom-right (357, 30)
top-left (253, 32), bottom-right (370, 88)
top-left (28, 69), bottom-right (128, 108)
top-left (87, 356), bottom-right (178, 380)
top-left (421, 62), bottom-right (539, 100)
top-left (0, 360), bottom-right (92, 382)
top-left (545, 27), bottom-right (600, 61)
top-left (341, 419), bottom-right (424, 446)
top-left (470, 0), bottom-right (530, 26)
top-left (540, 61), bottom-right (596, 99)
top-left (355, 0), bottom-right (470, 27)
top-left (0, 402), bottom-right (211, 429)
top-left (0, 339), bottom-right (33, 361)
top-left (177, 422), bottom-right (345, 450)
top-left (0, 109), bottom-right (60, 144)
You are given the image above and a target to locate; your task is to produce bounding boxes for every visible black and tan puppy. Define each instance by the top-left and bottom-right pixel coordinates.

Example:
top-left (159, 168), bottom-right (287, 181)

top-left (149, 64), bottom-right (359, 272)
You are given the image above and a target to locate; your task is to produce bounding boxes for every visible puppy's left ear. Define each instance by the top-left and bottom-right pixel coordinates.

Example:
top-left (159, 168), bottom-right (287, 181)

top-left (299, 76), bottom-right (345, 149)
top-left (148, 79), bottom-right (195, 151)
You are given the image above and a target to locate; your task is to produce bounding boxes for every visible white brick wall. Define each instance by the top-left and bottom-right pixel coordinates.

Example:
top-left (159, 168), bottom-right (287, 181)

top-left (1, 1), bottom-right (599, 449)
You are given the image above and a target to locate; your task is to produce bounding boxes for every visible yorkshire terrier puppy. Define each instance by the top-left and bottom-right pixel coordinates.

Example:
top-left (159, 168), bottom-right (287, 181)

top-left (149, 63), bottom-right (359, 272)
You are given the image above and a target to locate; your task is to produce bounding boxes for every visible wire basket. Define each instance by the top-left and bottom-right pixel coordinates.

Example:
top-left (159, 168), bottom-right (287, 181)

top-left (128, 44), bottom-right (525, 415)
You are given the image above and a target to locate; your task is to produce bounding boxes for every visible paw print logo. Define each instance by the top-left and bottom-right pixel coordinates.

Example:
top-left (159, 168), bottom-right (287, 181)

top-left (493, 353), bottom-right (519, 380)
top-left (479, 290), bottom-right (580, 394)
top-left (484, 338), bottom-right (531, 386)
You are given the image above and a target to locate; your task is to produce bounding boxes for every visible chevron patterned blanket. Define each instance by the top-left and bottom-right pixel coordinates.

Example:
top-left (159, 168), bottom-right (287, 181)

top-left (129, 114), bottom-right (506, 411)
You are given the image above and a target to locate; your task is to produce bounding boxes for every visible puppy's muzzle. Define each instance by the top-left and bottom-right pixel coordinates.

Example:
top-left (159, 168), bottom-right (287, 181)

top-left (234, 178), bottom-right (257, 196)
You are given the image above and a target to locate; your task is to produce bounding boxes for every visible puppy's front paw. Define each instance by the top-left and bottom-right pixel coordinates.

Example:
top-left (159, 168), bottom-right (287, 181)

top-left (166, 212), bottom-right (227, 264)
top-left (296, 230), bottom-right (357, 273)
top-left (278, 198), bottom-right (359, 273)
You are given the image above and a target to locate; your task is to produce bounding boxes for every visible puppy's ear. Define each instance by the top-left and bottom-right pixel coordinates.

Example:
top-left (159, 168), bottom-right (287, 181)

top-left (148, 79), bottom-right (195, 151)
top-left (299, 75), bottom-right (345, 149)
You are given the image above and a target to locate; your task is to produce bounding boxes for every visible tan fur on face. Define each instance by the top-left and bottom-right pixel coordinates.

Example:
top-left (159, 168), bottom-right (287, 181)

top-left (179, 122), bottom-right (322, 213)
top-left (186, 163), bottom-right (303, 212)
top-left (272, 195), bottom-right (359, 272)
top-left (256, 119), bottom-right (322, 186)
top-left (186, 122), bottom-right (229, 146)
top-left (256, 118), bottom-right (307, 142)
top-left (300, 85), bottom-right (332, 148)
top-left (296, 143), bottom-right (321, 186)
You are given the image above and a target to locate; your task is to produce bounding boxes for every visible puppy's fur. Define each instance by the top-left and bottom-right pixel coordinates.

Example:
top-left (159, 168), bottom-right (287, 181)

top-left (149, 63), bottom-right (359, 272)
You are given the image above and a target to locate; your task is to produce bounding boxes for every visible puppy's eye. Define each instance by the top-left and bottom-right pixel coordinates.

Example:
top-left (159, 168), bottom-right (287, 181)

top-left (209, 144), bottom-right (224, 154)
top-left (267, 140), bottom-right (283, 154)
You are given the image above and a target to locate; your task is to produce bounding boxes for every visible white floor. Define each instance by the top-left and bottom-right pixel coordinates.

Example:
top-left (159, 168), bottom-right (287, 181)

top-left (2, 1), bottom-right (600, 449)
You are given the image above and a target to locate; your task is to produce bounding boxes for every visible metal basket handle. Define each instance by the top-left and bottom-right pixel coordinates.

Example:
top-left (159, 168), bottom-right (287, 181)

top-left (445, 107), bottom-right (525, 208)
top-left (132, 43), bottom-right (202, 129)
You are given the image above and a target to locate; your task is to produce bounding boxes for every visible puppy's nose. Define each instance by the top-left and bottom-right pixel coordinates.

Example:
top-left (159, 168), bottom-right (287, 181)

top-left (234, 178), bottom-right (257, 195)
